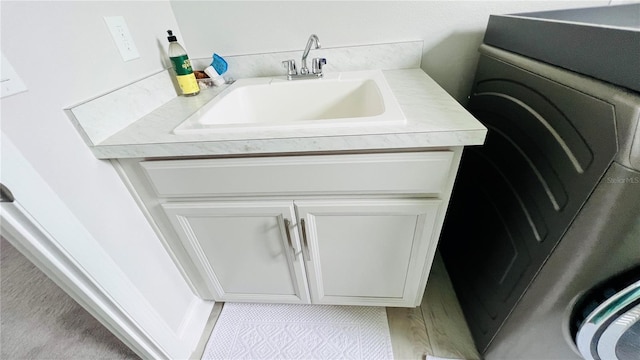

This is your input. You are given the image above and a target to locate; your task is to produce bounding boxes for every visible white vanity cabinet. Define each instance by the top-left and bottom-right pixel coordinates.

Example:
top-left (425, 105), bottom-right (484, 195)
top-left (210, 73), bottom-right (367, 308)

top-left (115, 150), bottom-right (461, 307)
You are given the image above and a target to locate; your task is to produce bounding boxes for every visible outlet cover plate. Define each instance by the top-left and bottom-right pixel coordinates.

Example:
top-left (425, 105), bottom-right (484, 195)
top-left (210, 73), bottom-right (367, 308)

top-left (1, 53), bottom-right (28, 99)
top-left (104, 16), bottom-right (140, 62)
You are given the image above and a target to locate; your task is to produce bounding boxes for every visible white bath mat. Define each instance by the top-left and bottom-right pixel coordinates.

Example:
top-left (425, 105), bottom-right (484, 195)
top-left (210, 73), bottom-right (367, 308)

top-left (203, 302), bottom-right (394, 360)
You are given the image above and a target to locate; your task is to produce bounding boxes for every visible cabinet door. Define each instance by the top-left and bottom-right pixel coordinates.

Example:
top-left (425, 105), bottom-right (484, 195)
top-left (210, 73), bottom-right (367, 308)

top-left (161, 201), bottom-right (310, 303)
top-left (295, 199), bottom-right (441, 307)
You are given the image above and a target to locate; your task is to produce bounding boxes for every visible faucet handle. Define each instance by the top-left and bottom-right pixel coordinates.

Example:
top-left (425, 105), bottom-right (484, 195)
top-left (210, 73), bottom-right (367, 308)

top-left (312, 57), bottom-right (326, 75)
top-left (282, 59), bottom-right (297, 76)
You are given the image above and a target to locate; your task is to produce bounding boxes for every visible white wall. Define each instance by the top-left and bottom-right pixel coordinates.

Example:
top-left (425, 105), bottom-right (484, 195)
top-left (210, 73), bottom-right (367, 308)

top-left (1, 1), bottom-right (210, 357)
top-left (171, 0), bottom-right (609, 102)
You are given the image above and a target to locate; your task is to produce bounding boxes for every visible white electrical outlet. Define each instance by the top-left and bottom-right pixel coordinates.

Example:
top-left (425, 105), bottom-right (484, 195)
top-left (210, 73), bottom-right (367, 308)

top-left (1, 52), bottom-right (28, 99)
top-left (104, 16), bottom-right (140, 62)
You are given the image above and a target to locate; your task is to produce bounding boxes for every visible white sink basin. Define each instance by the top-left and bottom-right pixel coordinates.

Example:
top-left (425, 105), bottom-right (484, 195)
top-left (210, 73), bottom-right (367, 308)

top-left (173, 70), bottom-right (405, 134)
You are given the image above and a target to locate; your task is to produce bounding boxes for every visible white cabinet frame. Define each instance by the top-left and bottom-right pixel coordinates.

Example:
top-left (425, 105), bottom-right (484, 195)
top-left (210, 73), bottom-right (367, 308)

top-left (115, 148), bottom-right (465, 307)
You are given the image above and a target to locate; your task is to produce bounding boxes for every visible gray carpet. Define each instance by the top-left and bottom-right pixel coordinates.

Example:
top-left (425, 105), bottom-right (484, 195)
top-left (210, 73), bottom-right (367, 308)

top-left (1, 236), bottom-right (139, 359)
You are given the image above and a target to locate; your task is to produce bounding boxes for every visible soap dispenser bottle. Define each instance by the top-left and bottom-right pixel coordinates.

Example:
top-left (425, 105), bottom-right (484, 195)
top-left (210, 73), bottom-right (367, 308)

top-left (166, 30), bottom-right (199, 96)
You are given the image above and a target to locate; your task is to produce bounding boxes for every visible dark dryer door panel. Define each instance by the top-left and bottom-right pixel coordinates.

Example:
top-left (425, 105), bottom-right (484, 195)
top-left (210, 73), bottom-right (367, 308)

top-left (440, 55), bottom-right (618, 352)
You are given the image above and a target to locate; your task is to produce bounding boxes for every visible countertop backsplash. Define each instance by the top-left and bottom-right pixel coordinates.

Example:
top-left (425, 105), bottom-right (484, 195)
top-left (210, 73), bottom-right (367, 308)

top-left (190, 41), bottom-right (423, 80)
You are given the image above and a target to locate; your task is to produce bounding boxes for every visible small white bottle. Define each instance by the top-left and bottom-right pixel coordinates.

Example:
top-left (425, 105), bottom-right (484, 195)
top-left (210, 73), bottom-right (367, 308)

top-left (204, 65), bottom-right (226, 86)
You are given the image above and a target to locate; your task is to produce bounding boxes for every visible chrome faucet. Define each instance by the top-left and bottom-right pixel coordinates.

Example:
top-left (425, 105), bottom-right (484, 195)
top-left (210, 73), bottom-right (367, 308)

top-left (300, 34), bottom-right (320, 75)
top-left (282, 34), bottom-right (326, 80)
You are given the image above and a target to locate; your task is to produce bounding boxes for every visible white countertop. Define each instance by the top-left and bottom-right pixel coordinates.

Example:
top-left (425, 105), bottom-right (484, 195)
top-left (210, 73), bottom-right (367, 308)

top-left (90, 69), bottom-right (486, 159)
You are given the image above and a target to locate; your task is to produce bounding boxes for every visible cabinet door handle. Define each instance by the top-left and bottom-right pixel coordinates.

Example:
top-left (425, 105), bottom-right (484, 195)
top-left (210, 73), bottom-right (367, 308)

top-left (300, 218), bottom-right (311, 261)
top-left (283, 218), bottom-right (296, 259)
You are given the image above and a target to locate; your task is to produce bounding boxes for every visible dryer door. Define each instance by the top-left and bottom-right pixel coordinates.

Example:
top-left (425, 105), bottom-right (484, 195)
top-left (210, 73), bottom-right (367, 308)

top-left (596, 304), bottom-right (640, 360)
top-left (572, 266), bottom-right (640, 360)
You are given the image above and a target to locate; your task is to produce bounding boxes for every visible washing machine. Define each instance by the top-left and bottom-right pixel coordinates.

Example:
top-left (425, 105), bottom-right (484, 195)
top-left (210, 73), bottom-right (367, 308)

top-left (439, 11), bottom-right (640, 359)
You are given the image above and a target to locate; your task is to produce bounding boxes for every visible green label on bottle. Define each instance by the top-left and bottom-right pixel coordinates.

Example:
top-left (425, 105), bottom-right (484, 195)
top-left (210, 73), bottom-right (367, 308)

top-left (170, 55), bottom-right (193, 75)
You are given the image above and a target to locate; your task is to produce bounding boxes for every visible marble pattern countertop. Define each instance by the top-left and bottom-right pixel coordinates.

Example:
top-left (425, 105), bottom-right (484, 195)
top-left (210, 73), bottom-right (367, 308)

top-left (84, 69), bottom-right (486, 159)
top-left (87, 68), bottom-right (486, 159)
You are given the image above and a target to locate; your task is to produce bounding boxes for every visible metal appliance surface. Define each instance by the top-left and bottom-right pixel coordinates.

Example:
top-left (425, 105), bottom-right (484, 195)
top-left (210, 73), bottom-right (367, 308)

top-left (440, 42), bottom-right (640, 359)
top-left (483, 4), bottom-right (640, 93)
